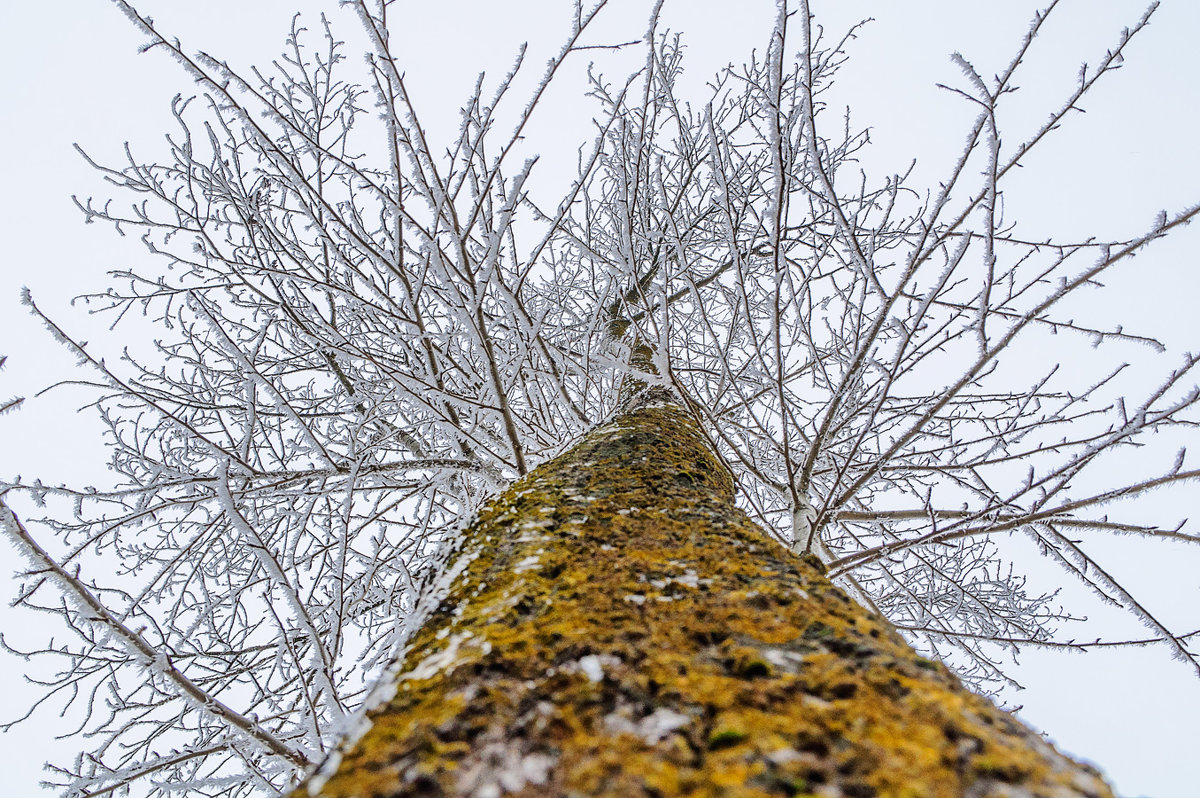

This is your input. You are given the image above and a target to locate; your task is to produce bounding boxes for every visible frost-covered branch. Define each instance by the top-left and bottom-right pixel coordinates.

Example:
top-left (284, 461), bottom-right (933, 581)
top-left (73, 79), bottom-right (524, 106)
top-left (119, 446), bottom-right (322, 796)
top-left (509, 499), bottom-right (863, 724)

top-left (5, 1), bottom-right (1198, 794)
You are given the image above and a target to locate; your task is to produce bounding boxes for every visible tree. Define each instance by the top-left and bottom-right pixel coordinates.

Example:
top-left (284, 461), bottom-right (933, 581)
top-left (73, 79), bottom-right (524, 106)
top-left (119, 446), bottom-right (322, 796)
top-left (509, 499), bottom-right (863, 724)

top-left (1, 0), bottom-right (1196, 795)
top-left (291, 392), bottom-right (1115, 797)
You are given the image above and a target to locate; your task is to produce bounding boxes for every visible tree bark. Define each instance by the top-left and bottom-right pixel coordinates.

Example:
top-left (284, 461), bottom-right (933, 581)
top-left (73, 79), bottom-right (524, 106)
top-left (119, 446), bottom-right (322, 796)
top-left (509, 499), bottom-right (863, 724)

top-left (295, 391), bottom-right (1113, 798)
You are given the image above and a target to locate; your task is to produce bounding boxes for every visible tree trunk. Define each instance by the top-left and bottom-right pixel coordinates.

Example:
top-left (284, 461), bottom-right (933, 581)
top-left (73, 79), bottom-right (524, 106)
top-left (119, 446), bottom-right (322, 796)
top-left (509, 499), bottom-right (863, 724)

top-left (295, 391), bottom-right (1113, 798)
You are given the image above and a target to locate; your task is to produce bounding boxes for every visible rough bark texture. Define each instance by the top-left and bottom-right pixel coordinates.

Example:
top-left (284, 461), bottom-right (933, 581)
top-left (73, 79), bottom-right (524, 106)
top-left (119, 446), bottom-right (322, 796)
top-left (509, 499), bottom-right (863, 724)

top-left (295, 393), bottom-right (1113, 798)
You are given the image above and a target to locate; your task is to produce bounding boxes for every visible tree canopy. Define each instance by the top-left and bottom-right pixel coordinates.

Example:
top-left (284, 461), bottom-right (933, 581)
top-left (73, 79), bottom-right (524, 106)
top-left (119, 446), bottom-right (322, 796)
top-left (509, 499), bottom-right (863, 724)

top-left (1, 1), bottom-right (1197, 796)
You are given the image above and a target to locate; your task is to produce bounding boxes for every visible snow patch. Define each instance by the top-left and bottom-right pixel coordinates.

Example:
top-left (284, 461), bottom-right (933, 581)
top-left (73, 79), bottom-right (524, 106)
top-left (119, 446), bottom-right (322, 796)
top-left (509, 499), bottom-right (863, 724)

top-left (455, 742), bottom-right (554, 798)
top-left (761, 647), bottom-right (808, 673)
top-left (637, 708), bottom-right (692, 743)
top-left (574, 653), bottom-right (621, 683)
top-left (649, 568), bottom-right (711, 590)
top-left (513, 553), bottom-right (543, 573)
top-left (404, 632), bottom-right (489, 681)
top-left (604, 707), bottom-right (692, 744)
top-left (514, 530), bottom-right (551, 543)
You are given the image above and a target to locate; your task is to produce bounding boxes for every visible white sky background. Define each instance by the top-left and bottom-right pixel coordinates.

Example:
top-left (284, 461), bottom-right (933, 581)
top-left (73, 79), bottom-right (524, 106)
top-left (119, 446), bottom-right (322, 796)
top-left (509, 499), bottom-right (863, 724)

top-left (0, 1), bottom-right (1197, 796)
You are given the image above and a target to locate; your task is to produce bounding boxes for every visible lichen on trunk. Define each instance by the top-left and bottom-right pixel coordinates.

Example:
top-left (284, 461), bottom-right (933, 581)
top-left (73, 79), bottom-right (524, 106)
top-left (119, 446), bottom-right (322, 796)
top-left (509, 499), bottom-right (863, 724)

top-left (295, 394), bottom-right (1113, 798)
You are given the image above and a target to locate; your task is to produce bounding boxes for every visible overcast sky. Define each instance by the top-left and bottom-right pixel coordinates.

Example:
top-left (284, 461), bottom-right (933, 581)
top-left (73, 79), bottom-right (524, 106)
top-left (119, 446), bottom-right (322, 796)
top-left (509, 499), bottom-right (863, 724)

top-left (1, 2), bottom-right (1198, 796)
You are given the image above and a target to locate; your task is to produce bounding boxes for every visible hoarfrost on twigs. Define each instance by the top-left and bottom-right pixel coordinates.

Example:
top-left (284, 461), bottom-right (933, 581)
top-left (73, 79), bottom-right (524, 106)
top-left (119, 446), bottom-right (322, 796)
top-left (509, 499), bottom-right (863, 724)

top-left (4, 1), bottom-right (1199, 795)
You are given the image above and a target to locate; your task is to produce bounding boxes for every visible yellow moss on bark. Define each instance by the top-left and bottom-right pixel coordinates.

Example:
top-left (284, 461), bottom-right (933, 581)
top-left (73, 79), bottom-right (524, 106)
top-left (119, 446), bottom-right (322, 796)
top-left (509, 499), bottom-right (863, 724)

top-left (294, 394), bottom-right (1113, 798)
